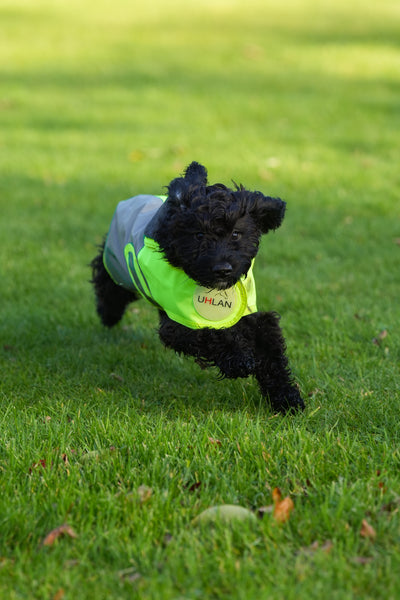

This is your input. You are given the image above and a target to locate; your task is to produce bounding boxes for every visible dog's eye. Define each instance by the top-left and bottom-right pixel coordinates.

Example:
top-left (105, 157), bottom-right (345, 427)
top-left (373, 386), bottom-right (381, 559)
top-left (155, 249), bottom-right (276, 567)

top-left (231, 231), bottom-right (241, 241)
top-left (195, 232), bottom-right (204, 241)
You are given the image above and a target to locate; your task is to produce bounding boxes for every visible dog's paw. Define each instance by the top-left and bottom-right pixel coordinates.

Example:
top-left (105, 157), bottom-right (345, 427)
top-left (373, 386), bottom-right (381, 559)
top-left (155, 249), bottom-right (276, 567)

top-left (269, 387), bottom-right (305, 414)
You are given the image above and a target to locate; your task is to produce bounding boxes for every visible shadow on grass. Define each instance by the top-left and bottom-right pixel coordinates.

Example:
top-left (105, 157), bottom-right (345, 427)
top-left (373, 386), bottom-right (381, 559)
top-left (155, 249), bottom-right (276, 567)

top-left (1, 303), bottom-right (279, 422)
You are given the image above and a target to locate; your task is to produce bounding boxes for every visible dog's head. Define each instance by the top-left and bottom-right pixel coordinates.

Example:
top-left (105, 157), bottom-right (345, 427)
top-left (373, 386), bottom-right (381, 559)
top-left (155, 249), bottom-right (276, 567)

top-left (153, 161), bottom-right (286, 289)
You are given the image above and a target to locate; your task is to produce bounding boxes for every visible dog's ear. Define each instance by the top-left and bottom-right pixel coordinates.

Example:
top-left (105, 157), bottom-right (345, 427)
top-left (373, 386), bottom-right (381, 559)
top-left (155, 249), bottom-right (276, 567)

top-left (248, 192), bottom-right (286, 232)
top-left (184, 161), bottom-right (208, 186)
top-left (167, 162), bottom-right (208, 208)
top-left (167, 176), bottom-right (187, 205)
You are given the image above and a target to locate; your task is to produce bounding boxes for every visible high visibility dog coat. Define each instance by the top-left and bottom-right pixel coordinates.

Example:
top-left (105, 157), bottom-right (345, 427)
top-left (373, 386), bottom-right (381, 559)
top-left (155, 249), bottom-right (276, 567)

top-left (103, 195), bottom-right (258, 330)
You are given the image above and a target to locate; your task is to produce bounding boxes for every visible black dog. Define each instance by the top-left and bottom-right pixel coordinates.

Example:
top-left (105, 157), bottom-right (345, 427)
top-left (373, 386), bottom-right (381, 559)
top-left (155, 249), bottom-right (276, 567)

top-left (91, 162), bottom-right (304, 413)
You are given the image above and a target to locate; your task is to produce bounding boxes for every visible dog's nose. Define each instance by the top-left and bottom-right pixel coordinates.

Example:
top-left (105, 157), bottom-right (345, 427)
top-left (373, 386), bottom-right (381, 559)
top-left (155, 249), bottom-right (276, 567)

top-left (212, 262), bottom-right (233, 277)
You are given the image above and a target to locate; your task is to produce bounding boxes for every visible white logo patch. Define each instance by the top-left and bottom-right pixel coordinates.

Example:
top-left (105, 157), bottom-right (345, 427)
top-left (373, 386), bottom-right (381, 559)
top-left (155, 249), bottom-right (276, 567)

top-left (193, 286), bottom-right (237, 321)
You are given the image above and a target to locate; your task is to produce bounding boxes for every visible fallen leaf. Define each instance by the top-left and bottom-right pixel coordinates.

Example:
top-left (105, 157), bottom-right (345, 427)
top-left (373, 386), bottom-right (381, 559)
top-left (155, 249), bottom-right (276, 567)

top-left (381, 496), bottom-right (400, 514)
top-left (186, 481), bottom-right (202, 492)
top-left (110, 372), bottom-right (124, 382)
top-left (274, 497), bottom-right (294, 523)
top-left (372, 329), bottom-right (388, 345)
top-left (42, 524), bottom-right (78, 547)
top-left (52, 589), bottom-right (65, 600)
top-left (299, 540), bottom-right (332, 556)
top-left (208, 437), bottom-right (222, 446)
top-left (193, 505), bottom-right (257, 526)
top-left (306, 540), bottom-right (333, 554)
top-left (272, 487), bottom-right (294, 523)
top-left (360, 519), bottom-right (376, 540)
top-left (137, 485), bottom-right (152, 504)
top-left (80, 450), bottom-right (101, 463)
top-left (64, 559), bottom-right (80, 568)
top-left (0, 557), bottom-right (15, 568)
top-left (28, 459), bottom-right (50, 474)
top-left (272, 487), bottom-right (283, 503)
top-left (353, 556), bottom-right (374, 565)
top-left (118, 567), bottom-right (142, 583)
top-left (320, 540), bottom-right (334, 552)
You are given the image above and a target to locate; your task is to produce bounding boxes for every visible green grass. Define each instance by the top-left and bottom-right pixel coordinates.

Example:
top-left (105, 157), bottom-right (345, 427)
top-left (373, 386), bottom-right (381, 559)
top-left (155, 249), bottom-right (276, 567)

top-left (1, 0), bottom-right (400, 597)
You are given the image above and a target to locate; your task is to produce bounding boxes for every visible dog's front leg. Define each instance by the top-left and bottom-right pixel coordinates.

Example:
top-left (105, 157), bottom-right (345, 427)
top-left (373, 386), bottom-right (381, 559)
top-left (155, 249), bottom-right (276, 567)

top-left (242, 311), bottom-right (304, 413)
top-left (158, 312), bottom-right (255, 379)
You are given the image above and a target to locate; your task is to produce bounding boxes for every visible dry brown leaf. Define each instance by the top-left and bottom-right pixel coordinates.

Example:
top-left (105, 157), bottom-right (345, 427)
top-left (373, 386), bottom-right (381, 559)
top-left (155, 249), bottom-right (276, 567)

top-left (353, 556), bottom-right (373, 565)
top-left (28, 459), bottom-right (50, 474)
top-left (137, 485), bottom-right (152, 504)
top-left (42, 524), bottom-right (78, 547)
top-left (52, 590), bottom-right (65, 600)
top-left (118, 567), bottom-right (142, 583)
top-left (186, 481), bottom-right (202, 493)
top-left (274, 496), bottom-right (294, 523)
top-left (360, 519), bottom-right (376, 540)
top-left (300, 540), bottom-right (333, 556)
top-left (381, 495), bottom-right (400, 514)
top-left (320, 540), bottom-right (334, 552)
top-left (272, 487), bottom-right (294, 523)
top-left (110, 372), bottom-right (124, 382)
top-left (80, 450), bottom-right (101, 463)
top-left (208, 437), bottom-right (222, 446)
top-left (312, 540), bottom-right (333, 553)
top-left (372, 329), bottom-right (388, 345)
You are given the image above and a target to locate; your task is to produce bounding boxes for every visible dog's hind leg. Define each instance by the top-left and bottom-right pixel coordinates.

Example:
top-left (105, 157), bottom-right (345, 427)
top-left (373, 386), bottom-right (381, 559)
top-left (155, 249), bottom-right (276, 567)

top-left (90, 247), bottom-right (139, 327)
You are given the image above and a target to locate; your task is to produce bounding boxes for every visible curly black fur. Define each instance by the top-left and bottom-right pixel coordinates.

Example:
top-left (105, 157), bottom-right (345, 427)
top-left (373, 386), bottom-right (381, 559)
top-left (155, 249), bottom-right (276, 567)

top-left (90, 161), bottom-right (304, 413)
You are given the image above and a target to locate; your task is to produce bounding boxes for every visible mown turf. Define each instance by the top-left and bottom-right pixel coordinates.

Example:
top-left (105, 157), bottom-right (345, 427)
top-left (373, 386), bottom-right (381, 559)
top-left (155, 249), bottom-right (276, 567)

top-left (1, 0), bottom-right (399, 598)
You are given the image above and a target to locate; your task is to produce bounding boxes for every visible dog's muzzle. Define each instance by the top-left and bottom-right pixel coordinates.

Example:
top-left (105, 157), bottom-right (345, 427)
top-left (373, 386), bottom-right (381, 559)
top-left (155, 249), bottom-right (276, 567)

top-left (212, 262), bottom-right (233, 278)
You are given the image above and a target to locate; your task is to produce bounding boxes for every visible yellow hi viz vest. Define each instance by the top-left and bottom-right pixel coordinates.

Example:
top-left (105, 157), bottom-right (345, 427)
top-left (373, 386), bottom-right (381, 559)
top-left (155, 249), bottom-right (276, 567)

top-left (103, 195), bottom-right (257, 330)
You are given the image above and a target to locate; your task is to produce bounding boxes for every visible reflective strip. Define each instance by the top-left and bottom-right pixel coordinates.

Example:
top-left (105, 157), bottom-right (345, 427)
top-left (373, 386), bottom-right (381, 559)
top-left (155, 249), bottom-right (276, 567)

top-left (124, 243), bottom-right (160, 308)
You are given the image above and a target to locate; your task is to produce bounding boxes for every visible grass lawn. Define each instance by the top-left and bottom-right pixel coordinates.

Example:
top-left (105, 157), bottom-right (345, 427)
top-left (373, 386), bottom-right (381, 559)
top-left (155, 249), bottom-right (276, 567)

top-left (1, 0), bottom-right (400, 597)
